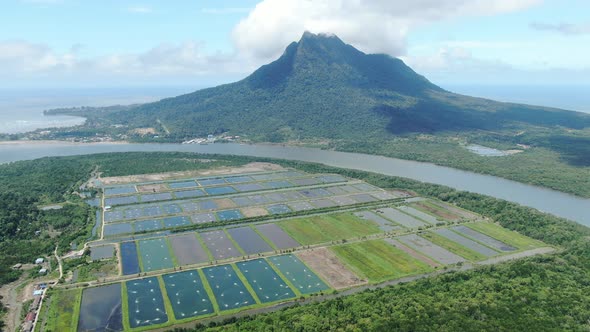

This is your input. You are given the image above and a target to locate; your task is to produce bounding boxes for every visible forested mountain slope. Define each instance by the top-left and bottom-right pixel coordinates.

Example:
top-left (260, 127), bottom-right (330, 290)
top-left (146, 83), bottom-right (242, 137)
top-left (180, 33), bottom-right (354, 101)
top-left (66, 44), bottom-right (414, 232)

top-left (106, 32), bottom-right (590, 143)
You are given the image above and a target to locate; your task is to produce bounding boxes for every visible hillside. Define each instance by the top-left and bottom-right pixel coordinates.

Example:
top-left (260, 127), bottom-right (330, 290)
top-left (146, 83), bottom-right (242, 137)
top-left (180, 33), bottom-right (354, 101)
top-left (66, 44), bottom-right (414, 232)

top-left (104, 32), bottom-right (590, 143)
top-left (40, 32), bottom-right (590, 197)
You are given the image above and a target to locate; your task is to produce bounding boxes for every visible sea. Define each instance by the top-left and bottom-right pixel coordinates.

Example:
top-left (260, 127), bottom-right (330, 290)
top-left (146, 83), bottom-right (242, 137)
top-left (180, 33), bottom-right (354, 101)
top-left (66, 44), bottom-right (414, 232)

top-left (0, 87), bottom-right (194, 134)
top-left (0, 85), bottom-right (588, 134)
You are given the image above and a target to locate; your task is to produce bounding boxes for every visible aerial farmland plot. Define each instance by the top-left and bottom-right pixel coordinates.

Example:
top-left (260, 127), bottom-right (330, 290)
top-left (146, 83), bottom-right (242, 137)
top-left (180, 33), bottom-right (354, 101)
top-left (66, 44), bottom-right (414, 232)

top-left (138, 238), bottom-right (174, 272)
top-left (268, 254), bottom-right (330, 295)
top-left (163, 203), bottom-right (182, 214)
top-left (397, 234), bottom-right (466, 265)
top-left (168, 180), bottom-right (198, 189)
top-left (78, 284), bottom-right (123, 332)
top-left (452, 225), bottom-right (516, 251)
top-left (44, 167), bottom-right (554, 331)
top-left (162, 215), bottom-right (191, 228)
top-left (203, 264), bottom-right (256, 311)
top-left (104, 210), bottom-right (125, 223)
top-left (278, 213), bottom-right (382, 245)
top-left (255, 223), bottom-right (300, 249)
top-left (377, 207), bottom-right (427, 228)
top-left (227, 226), bottom-right (273, 255)
top-left (266, 204), bottom-right (292, 215)
top-left (191, 212), bottom-right (217, 224)
top-left (236, 259), bottom-right (296, 303)
top-left (198, 178), bottom-right (227, 186)
top-left (204, 186), bottom-right (237, 195)
top-left (410, 200), bottom-right (463, 221)
top-left (134, 219), bottom-right (163, 233)
top-left (162, 270), bottom-right (214, 320)
top-left (169, 233), bottom-right (210, 265)
top-left (137, 183), bottom-right (169, 193)
top-left (200, 230), bottom-right (242, 260)
top-left (397, 205), bottom-right (441, 225)
top-left (120, 241), bottom-right (140, 275)
top-left (433, 228), bottom-right (499, 257)
top-left (126, 277), bottom-right (168, 328)
top-left (349, 193), bottom-right (378, 203)
top-left (332, 240), bottom-right (433, 283)
top-left (174, 189), bottom-right (206, 199)
top-left (141, 192), bottom-right (173, 202)
top-left (104, 222), bottom-right (133, 237)
top-left (104, 186), bottom-right (137, 196)
top-left (216, 209), bottom-right (244, 221)
top-left (297, 247), bottom-right (366, 289)
top-left (354, 210), bottom-right (402, 232)
top-left (465, 222), bottom-right (545, 250)
top-left (287, 201), bottom-right (315, 211)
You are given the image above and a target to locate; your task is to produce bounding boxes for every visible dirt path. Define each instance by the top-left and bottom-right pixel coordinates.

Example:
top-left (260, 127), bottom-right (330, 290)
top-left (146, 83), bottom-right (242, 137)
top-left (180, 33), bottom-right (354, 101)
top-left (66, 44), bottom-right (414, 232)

top-left (54, 246), bottom-right (63, 280)
top-left (0, 276), bottom-right (29, 332)
top-left (477, 247), bottom-right (556, 265)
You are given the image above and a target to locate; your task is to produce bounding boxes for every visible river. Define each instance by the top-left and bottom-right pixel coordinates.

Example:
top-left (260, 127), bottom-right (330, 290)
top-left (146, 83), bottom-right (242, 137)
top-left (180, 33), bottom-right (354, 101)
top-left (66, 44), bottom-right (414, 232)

top-left (0, 141), bottom-right (588, 226)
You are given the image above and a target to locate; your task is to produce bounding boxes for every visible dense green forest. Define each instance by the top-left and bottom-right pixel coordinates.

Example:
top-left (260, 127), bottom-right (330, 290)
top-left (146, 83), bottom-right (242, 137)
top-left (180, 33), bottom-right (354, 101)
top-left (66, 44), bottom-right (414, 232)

top-left (0, 153), bottom-right (249, 288)
top-left (1, 151), bottom-right (589, 330)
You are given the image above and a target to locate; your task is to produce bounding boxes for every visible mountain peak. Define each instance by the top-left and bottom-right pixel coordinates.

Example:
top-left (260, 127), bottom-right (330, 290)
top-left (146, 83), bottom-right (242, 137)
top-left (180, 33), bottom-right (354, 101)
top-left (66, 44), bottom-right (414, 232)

top-left (247, 31), bottom-right (439, 94)
top-left (295, 31), bottom-right (356, 58)
top-left (300, 31), bottom-right (339, 41)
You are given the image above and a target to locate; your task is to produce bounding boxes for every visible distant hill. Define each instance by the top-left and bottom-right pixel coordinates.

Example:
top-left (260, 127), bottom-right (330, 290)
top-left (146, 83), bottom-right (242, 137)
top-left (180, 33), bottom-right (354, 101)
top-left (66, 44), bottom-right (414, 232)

top-left (103, 32), bottom-right (590, 143)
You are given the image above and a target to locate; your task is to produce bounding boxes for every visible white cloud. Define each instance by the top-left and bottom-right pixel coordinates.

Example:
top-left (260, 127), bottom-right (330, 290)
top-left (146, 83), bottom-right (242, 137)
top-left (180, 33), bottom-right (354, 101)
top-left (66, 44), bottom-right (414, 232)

top-left (232, 0), bottom-right (541, 61)
top-left (403, 46), bottom-right (590, 85)
top-left (0, 41), bottom-right (78, 73)
top-left (0, 39), bottom-right (253, 86)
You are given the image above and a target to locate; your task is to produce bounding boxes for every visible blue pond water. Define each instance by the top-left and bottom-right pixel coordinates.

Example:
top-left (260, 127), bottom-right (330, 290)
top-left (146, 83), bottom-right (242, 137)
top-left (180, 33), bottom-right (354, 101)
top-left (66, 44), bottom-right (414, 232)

top-left (120, 242), bottom-right (140, 275)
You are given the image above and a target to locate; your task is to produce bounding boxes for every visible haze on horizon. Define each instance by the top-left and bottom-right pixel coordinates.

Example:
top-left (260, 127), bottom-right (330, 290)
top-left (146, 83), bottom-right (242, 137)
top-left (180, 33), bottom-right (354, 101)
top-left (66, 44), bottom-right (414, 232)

top-left (1, 0), bottom-right (590, 90)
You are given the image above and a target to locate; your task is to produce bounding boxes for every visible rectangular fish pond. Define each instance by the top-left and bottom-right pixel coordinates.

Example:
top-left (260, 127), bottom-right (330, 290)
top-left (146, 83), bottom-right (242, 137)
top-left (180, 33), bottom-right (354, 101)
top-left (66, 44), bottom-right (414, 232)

top-left (202, 264), bottom-right (255, 311)
top-left (126, 277), bottom-right (168, 328)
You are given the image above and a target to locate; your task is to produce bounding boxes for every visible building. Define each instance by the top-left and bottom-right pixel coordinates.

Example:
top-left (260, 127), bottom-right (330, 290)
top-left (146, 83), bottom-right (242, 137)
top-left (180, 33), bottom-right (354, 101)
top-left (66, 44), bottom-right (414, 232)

top-left (38, 268), bottom-right (47, 275)
top-left (34, 258), bottom-right (44, 264)
top-left (12, 263), bottom-right (22, 269)
top-left (31, 297), bottom-right (41, 310)
top-left (25, 312), bottom-right (35, 322)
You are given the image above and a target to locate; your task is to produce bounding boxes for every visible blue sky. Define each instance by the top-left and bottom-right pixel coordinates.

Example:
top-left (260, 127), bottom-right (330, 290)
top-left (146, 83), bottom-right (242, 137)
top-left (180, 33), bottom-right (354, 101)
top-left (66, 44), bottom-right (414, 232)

top-left (1, 0), bottom-right (589, 88)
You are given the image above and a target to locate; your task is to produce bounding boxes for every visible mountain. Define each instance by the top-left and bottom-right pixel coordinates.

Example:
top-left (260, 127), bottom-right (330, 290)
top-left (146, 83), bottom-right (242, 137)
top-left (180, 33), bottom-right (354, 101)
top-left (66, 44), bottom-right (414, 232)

top-left (106, 32), bottom-right (590, 143)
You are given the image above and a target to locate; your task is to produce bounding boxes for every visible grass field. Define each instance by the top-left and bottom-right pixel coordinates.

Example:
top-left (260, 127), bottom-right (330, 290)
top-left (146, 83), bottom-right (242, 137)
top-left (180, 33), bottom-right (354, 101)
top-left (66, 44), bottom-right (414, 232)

top-left (331, 240), bottom-right (433, 283)
top-left (42, 288), bottom-right (81, 332)
top-left (279, 213), bottom-right (381, 245)
top-left (466, 222), bottom-right (546, 250)
top-left (421, 231), bottom-right (487, 262)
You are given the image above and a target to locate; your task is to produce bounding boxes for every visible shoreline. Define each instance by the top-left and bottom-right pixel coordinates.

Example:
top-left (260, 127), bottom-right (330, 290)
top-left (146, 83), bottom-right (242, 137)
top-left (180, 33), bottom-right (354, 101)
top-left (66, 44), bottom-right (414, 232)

top-left (0, 140), bottom-right (131, 146)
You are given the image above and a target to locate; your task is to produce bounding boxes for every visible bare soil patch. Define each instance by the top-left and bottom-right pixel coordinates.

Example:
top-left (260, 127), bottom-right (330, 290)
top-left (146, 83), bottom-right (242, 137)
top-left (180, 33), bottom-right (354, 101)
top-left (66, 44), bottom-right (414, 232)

top-left (429, 200), bottom-right (480, 220)
top-left (241, 207), bottom-right (269, 218)
top-left (297, 247), bottom-right (366, 289)
top-left (414, 202), bottom-right (461, 221)
top-left (131, 127), bottom-right (157, 135)
top-left (136, 183), bottom-right (168, 193)
top-left (213, 198), bottom-right (237, 209)
top-left (100, 162), bottom-right (284, 185)
top-left (385, 238), bottom-right (440, 268)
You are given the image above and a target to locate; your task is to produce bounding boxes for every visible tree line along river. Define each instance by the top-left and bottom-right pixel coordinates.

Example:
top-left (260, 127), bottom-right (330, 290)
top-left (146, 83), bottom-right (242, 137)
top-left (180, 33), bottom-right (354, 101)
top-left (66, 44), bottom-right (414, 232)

top-left (0, 141), bottom-right (588, 226)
